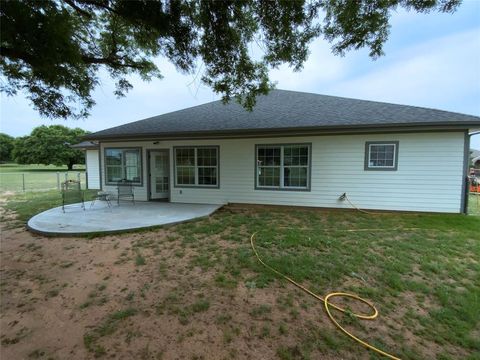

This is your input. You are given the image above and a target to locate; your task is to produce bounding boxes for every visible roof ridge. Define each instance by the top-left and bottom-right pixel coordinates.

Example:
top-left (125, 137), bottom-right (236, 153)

top-left (102, 89), bottom-right (480, 130)
top-left (85, 89), bottom-right (480, 140)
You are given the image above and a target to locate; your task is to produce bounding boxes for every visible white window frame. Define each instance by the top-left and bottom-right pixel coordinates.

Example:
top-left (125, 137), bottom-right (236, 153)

top-left (255, 143), bottom-right (311, 191)
top-left (174, 146), bottom-right (219, 188)
top-left (365, 141), bottom-right (399, 171)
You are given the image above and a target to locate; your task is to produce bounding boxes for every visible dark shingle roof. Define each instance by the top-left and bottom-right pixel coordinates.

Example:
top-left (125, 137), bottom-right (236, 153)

top-left (86, 90), bottom-right (480, 140)
top-left (71, 141), bottom-right (99, 149)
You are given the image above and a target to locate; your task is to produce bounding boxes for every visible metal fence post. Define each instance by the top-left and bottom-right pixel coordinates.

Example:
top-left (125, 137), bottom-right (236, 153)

top-left (77, 172), bottom-right (80, 183)
top-left (22, 173), bottom-right (25, 192)
top-left (64, 172), bottom-right (68, 183)
top-left (57, 172), bottom-right (60, 190)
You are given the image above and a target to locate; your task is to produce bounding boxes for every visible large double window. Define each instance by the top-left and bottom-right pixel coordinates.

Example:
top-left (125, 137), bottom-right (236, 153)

top-left (256, 144), bottom-right (311, 190)
top-left (105, 148), bottom-right (142, 185)
top-left (174, 146), bottom-right (219, 187)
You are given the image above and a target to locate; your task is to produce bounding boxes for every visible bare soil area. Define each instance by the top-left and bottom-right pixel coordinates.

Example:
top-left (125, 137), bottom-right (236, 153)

top-left (0, 215), bottom-right (349, 360)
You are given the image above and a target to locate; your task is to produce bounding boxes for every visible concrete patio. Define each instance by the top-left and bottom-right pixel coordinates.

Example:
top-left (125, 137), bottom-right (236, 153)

top-left (27, 201), bottom-right (222, 236)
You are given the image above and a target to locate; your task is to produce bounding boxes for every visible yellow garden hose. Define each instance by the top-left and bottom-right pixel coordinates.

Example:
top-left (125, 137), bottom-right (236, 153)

top-left (250, 231), bottom-right (401, 360)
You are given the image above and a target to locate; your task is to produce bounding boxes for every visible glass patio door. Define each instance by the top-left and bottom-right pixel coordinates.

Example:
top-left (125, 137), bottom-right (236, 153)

top-left (150, 150), bottom-right (169, 200)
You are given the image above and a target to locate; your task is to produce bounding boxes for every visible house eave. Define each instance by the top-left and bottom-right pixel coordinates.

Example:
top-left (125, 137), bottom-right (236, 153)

top-left (84, 122), bottom-right (480, 142)
top-left (70, 141), bottom-right (99, 150)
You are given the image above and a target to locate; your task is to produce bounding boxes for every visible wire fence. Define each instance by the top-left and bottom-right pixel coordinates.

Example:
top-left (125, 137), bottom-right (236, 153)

top-left (0, 172), bottom-right (87, 193)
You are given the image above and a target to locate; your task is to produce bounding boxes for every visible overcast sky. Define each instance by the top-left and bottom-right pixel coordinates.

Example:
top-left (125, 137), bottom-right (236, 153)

top-left (1, 1), bottom-right (479, 148)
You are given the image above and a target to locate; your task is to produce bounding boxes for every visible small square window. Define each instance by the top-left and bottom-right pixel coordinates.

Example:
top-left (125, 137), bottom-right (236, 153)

top-left (365, 142), bottom-right (399, 171)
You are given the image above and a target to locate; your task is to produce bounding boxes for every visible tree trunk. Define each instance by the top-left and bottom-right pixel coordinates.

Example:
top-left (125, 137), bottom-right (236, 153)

top-left (67, 160), bottom-right (74, 171)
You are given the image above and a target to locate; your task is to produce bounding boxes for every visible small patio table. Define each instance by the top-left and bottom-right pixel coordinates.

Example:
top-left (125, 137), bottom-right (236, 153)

top-left (90, 191), bottom-right (112, 208)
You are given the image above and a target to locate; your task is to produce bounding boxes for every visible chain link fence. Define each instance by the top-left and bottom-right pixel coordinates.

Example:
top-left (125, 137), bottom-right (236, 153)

top-left (0, 172), bottom-right (87, 193)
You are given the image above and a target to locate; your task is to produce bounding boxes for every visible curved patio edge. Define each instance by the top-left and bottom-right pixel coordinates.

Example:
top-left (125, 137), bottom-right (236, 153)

top-left (26, 201), bottom-right (223, 237)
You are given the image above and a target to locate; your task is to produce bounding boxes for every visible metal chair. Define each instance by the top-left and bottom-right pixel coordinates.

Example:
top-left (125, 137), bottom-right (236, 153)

top-left (117, 179), bottom-right (135, 205)
top-left (61, 180), bottom-right (84, 213)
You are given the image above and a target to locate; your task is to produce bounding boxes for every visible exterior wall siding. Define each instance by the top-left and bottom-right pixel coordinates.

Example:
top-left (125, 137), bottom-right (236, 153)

top-left (98, 131), bottom-right (466, 213)
top-left (86, 150), bottom-right (101, 189)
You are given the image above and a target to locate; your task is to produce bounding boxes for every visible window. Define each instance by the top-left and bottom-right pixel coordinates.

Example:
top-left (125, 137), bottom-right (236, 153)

top-left (256, 144), bottom-right (310, 190)
top-left (105, 148), bottom-right (142, 185)
top-left (365, 141), bottom-right (399, 170)
top-left (175, 148), bottom-right (195, 185)
top-left (174, 146), bottom-right (219, 187)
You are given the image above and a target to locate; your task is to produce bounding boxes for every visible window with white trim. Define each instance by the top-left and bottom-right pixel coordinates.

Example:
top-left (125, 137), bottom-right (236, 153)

top-left (105, 148), bottom-right (142, 185)
top-left (365, 142), bottom-right (399, 170)
top-left (256, 144), bottom-right (310, 190)
top-left (174, 146), bottom-right (218, 187)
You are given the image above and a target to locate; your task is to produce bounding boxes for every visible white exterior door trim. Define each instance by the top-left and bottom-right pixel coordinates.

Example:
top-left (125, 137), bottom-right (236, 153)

top-left (148, 149), bottom-right (170, 200)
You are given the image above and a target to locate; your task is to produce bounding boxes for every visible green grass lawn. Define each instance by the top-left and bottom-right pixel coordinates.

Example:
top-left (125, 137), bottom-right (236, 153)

top-left (2, 190), bottom-right (97, 227)
top-left (469, 194), bottom-right (480, 215)
top-left (0, 163), bottom-right (85, 173)
top-left (180, 206), bottom-right (479, 359)
top-left (1, 193), bottom-right (479, 359)
top-left (0, 163), bottom-right (86, 192)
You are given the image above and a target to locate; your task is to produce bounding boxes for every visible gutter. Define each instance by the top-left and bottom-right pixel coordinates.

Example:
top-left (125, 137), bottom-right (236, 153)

top-left (84, 123), bottom-right (480, 142)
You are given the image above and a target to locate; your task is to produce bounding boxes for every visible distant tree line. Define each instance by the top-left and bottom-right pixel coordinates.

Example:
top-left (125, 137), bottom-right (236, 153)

top-left (0, 125), bottom-right (88, 170)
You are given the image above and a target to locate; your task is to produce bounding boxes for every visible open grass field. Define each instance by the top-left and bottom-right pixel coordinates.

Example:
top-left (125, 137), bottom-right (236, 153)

top-left (0, 163), bottom-right (86, 193)
top-left (0, 164), bottom-right (86, 173)
top-left (1, 192), bottom-right (479, 359)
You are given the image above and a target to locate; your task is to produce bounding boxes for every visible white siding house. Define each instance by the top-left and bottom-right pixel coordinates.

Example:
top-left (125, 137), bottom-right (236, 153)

top-left (84, 90), bottom-right (480, 214)
top-left (98, 131), bottom-right (466, 213)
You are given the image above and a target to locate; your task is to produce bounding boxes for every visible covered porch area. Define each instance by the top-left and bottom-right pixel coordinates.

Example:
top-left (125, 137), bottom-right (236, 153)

top-left (27, 201), bottom-right (222, 236)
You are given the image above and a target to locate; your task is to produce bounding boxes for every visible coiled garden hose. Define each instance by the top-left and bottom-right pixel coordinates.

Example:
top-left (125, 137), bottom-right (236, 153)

top-left (250, 232), bottom-right (401, 359)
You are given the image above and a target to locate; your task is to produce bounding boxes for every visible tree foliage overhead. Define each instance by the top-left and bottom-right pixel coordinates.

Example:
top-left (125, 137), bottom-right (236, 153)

top-left (0, 0), bottom-right (460, 119)
top-left (12, 125), bottom-right (88, 170)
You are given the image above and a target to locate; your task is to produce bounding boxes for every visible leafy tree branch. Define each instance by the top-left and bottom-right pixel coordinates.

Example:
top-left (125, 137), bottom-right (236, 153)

top-left (0, 0), bottom-right (461, 119)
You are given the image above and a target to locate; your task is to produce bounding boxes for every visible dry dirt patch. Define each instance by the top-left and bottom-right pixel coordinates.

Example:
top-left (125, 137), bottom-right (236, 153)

top-left (0, 218), bottom-right (351, 360)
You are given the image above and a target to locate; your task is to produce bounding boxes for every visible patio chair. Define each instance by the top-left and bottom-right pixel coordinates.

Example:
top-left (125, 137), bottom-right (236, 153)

top-left (61, 180), bottom-right (84, 213)
top-left (117, 179), bottom-right (135, 205)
